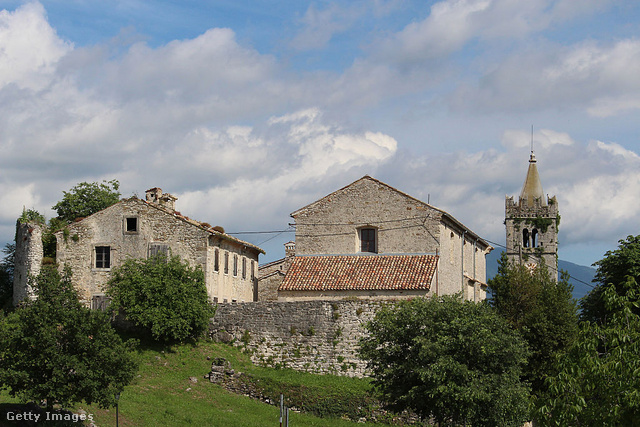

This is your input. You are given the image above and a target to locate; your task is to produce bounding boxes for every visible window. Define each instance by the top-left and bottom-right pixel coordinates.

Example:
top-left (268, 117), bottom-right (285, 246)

top-left (242, 258), bottom-right (246, 279)
top-left (251, 260), bottom-right (255, 281)
top-left (360, 228), bottom-right (377, 253)
top-left (523, 229), bottom-right (530, 248)
top-left (214, 248), bottom-right (219, 272)
top-left (124, 217), bottom-right (138, 233)
top-left (95, 246), bottom-right (111, 269)
top-left (91, 295), bottom-right (111, 311)
top-left (148, 243), bottom-right (170, 259)
top-left (224, 252), bottom-right (229, 274)
top-left (233, 254), bottom-right (238, 276)
top-left (531, 229), bottom-right (538, 248)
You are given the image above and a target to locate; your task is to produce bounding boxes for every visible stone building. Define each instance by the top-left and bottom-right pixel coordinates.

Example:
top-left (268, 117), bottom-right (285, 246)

top-left (505, 152), bottom-right (559, 279)
top-left (259, 176), bottom-right (492, 301)
top-left (55, 188), bottom-right (264, 308)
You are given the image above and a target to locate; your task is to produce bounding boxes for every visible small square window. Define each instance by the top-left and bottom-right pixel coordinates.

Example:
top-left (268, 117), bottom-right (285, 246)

top-left (125, 217), bottom-right (138, 233)
top-left (95, 246), bottom-right (111, 269)
top-left (360, 228), bottom-right (377, 253)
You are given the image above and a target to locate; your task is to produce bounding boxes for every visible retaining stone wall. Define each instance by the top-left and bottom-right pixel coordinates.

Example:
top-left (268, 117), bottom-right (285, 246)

top-left (210, 300), bottom-right (390, 377)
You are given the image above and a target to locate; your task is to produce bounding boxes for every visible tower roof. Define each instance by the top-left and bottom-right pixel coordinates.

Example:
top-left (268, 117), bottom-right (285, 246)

top-left (520, 152), bottom-right (546, 207)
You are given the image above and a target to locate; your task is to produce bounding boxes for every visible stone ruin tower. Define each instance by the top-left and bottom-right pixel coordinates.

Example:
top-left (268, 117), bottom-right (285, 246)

top-left (505, 151), bottom-right (558, 280)
top-left (13, 221), bottom-right (43, 305)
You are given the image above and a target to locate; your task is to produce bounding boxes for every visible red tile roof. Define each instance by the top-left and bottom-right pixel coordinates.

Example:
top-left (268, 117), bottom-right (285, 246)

top-left (279, 254), bottom-right (438, 292)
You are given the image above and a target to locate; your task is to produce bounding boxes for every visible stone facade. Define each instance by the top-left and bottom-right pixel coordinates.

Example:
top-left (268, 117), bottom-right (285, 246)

top-left (13, 221), bottom-right (43, 305)
top-left (210, 300), bottom-right (384, 377)
top-left (55, 189), bottom-right (264, 307)
top-left (265, 176), bottom-right (491, 301)
top-left (505, 153), bottom-right (559, 279)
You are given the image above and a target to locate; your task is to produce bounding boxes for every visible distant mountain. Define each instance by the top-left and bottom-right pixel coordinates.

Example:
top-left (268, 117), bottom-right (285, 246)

top-left (485, 251), bottom-right (596, 301)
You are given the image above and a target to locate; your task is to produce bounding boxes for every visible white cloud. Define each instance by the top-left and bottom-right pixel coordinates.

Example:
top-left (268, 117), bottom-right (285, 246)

top-left (452, 38), bottom-right (640, 115)
top-left (376, 132), bottom-right (640, 261)
top-left (374, 0), bottom-right (613, 64)
top-left (0, 2), bottom-right (71, 90)
top-left (176, 109), bottom-right (398, 232)
top-left (290, 3), bottom-right (360, 51)
top-left (0, 183), bottom-right (41, 222)
top-left (502, 129), bottom-right (575, 150)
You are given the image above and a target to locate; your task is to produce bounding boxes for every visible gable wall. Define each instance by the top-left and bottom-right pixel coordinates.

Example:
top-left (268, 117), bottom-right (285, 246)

top-left (56, 199), bottom-right (210, 304)
top-left (293, 178), bottom-right (442, 256)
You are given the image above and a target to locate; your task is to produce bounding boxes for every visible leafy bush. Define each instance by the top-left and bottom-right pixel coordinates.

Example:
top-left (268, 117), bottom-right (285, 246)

top-left (360, 295), bottom-right (531, 427)
top-left (106, 255), bottom-right (214, 342)
top-left (0, 266), bottom-right (137, 408)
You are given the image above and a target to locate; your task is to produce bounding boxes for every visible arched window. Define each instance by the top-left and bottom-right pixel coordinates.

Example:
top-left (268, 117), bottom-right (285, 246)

top-left (531, 229), bottom-right (538, 248)
top-left (523, 228), bottom-right (530, 248)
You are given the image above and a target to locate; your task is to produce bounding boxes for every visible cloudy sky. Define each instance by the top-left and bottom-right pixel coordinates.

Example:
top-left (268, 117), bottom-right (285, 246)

top-left (1, 0), bottom-right (639, 267)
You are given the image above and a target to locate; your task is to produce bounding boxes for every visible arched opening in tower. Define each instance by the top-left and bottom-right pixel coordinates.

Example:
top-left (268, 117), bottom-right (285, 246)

top-left (523, 228), bottom-right (530, 248)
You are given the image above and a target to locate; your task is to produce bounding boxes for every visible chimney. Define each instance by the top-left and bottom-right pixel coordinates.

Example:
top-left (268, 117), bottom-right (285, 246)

top-left (145, 188), bottom-right (178, 211)
top-left (284, 241), bottom-right (295, 258)
top-left (146, 188), bottom-right (162, 204)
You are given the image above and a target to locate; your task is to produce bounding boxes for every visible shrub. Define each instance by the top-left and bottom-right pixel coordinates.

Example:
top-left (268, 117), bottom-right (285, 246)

top-left (106, 255), bottom-right (214, 342)
top-left (0, 266), bottom-right (137, 408)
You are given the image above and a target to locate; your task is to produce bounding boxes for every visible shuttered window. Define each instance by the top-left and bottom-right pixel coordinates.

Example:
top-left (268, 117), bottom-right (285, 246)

top-left (148, 243), bottom-right (170, 259)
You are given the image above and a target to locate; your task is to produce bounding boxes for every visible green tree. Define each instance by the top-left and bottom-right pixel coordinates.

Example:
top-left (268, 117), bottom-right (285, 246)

top-left (536, 279), bottom-right (640, 425)
top-left (359, 295), bottom-right (531, 426)
top-left (581, 235), bottom-right (640, 323)
top-left (488, 253), bottom-right (578, 394)
top-left (52, 179), bottom-right (121, 223)
top-left (0, 265), bottom-right (138, 408)
top-left (106, 255), bottom-right (214, 342)
top-left (0, 243), bottom-right (15, 309)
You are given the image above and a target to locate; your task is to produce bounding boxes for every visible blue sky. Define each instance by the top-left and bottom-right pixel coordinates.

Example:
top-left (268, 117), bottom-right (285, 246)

top-left (1, 0), bottom-right (640, 267)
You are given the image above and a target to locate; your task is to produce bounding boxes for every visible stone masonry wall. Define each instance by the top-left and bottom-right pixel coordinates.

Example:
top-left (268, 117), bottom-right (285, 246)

top-left (292, 177), bottom-right (443, 256)
top-left (13, 222), bottom-right (43, 306)
top-left (210, 300), bottom-right (388, 377)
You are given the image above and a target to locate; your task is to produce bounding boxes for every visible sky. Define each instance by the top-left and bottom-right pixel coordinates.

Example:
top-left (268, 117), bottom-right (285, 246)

top-left (1, 0), bottom-right (639, 267)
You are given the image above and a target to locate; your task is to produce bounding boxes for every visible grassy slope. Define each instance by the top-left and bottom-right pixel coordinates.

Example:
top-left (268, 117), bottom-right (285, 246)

top-left (1, 340), bottom-right (387, 427)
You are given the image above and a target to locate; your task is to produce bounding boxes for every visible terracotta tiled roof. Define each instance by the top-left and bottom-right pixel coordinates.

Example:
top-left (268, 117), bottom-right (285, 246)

top-left (279, 254), bottom-right (438, 292)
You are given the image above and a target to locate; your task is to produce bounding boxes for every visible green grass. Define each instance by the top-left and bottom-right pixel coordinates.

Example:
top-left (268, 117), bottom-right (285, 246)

top-left (1, 340), bottom-right (392, 426)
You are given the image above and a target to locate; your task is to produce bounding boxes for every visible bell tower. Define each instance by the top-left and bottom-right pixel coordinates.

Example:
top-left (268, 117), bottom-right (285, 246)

top-left (505, 150), bottom-right (559, 279)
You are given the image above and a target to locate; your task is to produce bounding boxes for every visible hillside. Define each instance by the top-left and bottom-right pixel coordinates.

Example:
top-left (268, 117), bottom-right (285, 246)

top-left (486, 251), bottom-right (596, 301)
top-left (0, 340), bottom-right (400, 427)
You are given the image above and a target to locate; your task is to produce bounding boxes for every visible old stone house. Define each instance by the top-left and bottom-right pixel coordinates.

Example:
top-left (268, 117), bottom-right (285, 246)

top-left (259, 176), bottom-right (492, 301)
top-left (55, 188), bottom-right (264, 308)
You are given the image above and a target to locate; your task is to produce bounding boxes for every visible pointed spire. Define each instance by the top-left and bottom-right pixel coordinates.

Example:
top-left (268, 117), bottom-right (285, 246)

top-left (520, 151), bottom-right (547, 207)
